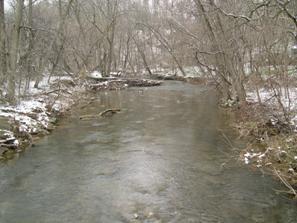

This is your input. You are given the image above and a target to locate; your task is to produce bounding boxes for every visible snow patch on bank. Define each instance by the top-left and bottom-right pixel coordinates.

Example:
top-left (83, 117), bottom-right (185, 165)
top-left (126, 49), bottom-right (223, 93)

top-left (247, 88), bottom-right (297, 111)
top-left (0, 76), bottom-right (80, 154)
top-left (243, 88), bottom-right (297, 171)
top-left (247, 88), bottom-right (297, 127)
top-left (0, 97), bottom-right (51, 134)
top-left (151, 66), bottom-right (208, 78)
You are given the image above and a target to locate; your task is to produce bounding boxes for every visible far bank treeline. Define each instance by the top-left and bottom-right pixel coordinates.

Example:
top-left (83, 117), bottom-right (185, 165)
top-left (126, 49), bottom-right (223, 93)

top-left (0, 0), bottom-right (297, 104)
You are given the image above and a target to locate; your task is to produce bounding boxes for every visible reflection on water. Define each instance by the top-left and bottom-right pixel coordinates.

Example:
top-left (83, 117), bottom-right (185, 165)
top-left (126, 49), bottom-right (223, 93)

top-left (0, 82), bottom-right (296, 223)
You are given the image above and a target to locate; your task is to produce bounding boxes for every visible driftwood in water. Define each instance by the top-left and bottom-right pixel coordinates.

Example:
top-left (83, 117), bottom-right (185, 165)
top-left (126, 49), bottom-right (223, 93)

top-left (79, 114), bottom-right (99, 120)
top-left (79, 109), bottom-right (121, 120)
top-left (0, 135), bottom-right (18, 153)
top-left (88, 78), bottom-right (162, 91)
top-left (0, 137), bottom-right (16, 144)
top-left (99, 109), bottom-right (121, 117)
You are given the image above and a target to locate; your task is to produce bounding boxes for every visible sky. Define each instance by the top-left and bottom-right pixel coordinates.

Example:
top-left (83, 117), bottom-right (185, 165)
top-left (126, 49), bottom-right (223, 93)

top-left (4, 0), bottom-right (12, 10)
top-left (3, 0), bottom-right (36, 10)
top-left (4, 0), bottom-right (10, 7)
top-left (3, 0), bottom-right (41, 11)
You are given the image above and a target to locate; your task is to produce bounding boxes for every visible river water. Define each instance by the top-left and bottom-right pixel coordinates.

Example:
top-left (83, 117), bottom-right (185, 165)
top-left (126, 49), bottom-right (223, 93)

top-left (0, 82), bottom-right (296, 223)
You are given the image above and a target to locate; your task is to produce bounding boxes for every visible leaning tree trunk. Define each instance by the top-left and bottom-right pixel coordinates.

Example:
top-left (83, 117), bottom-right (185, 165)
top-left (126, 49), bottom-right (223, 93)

top-left (193, 0), bottom-right (231, 99)
top-left (132, 36), bottom-right (153, 76)
top-left (8, 0), bottom-right (24, 103)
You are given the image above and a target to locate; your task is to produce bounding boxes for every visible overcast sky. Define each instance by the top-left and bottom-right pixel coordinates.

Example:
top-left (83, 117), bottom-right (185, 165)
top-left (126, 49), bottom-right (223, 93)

top-left (4, 0), bottom-right (34, 11)
top-left (4, 0), bottom-right (12, 10)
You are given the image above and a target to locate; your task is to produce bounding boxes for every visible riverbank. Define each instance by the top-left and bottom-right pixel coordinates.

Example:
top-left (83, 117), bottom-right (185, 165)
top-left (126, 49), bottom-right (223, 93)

top-left (0, 76), bottom-right (85, 159)
top-left (2, 72), bottom-right (295, 198)
top-left (233, 88), bottom-right (297, 198)
top-left (3, 80), bottom-right (296, 222)
top-left (151, 70), bottom-right (212, 85)
top-left (0, 75), bottom-right (162, 160)
top-left (151, 71), bottom-right (297, 193)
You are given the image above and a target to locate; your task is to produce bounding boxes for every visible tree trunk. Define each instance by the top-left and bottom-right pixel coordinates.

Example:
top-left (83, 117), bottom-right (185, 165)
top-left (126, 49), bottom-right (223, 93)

top-left (106, 0), bottom-right (118, 77)
top-left (194, 0), bottom-right (246, 103)
top-left (133, 36), bottom-right (153, 76)
top-left (48, 0), bottom-right (74, 83)
top-left (8, 0), bottom-right (24, 103)
top-left (25, 0), bottom-right (34, 93)
top-left (0, 0), bottom-right (6, 85)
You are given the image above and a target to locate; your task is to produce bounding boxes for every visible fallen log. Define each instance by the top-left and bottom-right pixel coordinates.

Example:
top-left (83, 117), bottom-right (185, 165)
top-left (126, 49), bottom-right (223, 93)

top-left (87, 78), bottom-right (162, 91)
top-left (0, 137), bottom-right (16, 144)
top-left (99, 109), bottom-right (121, 117)
top-left (79, 114), bottom-right (99, 120)
top-left (79, 109), bottom-right (121, 120)
top-left (0, 143), bottom-right (17, 149)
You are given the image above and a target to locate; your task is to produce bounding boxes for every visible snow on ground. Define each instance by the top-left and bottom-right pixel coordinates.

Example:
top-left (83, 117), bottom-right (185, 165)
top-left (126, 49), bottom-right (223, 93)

top-left (176, 66), bottom-right (206, 78)
top-left (0, 75), bottom-right (79, 151)
top-left (247, 88), bottom-right (297, 111)
top-left (247, 88), bottom-right (297, 127)
top-left (22, 74), bottom-right (76, 95)
top-left (0, 99), bottom-right (50, 134)
top-left (151, 66), bottom-right (208, 78)
top-left (243, 147), bottom-right (274, 166)
top-left (243, 87), bottom-right (297, 168)
top-left (87, 71), bottom-right (103, 79)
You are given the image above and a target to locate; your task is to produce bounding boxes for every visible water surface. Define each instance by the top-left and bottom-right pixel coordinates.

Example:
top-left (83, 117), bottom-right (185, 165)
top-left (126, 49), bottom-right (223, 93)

top-left (0, 82), bottom-right (296, 223)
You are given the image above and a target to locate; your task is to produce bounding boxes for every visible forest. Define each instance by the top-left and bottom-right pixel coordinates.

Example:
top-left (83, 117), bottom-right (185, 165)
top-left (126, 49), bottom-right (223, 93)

top-left (0, 0), bottom-right (295, 102)
top-left (0, 0), bottom-right (297, 222)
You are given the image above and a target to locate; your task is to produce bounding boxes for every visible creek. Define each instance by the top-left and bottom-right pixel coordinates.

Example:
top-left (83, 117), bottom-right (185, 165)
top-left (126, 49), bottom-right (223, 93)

top-left (0, 82), bottom-right (296, 223)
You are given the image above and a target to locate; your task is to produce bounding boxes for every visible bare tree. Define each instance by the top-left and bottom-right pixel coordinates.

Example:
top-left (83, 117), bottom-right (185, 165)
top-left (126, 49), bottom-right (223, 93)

top-left (8, 0), bottom-right (24, 102)
top-left (0, 0), bottom-right (6, 85)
